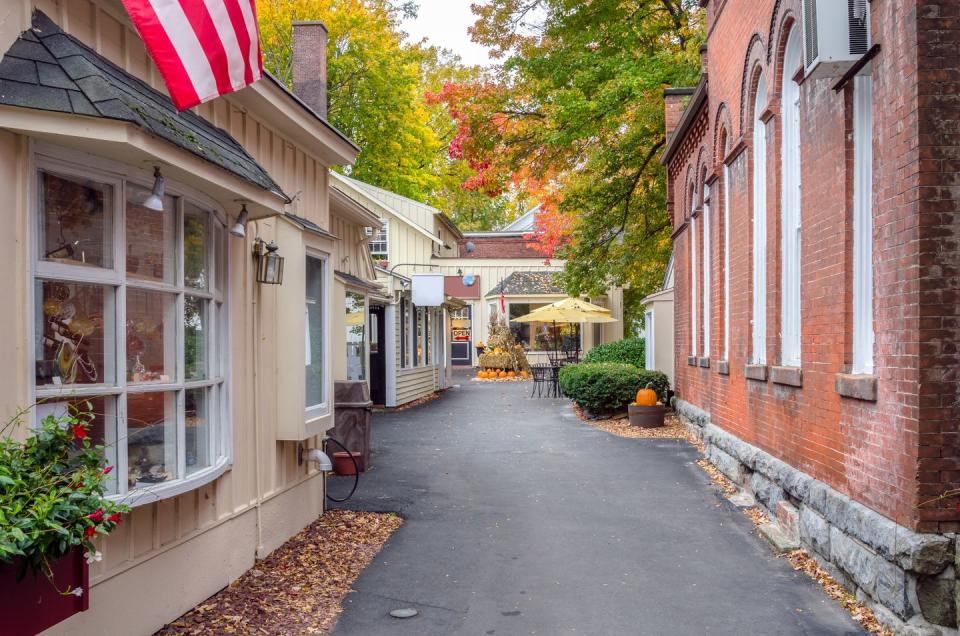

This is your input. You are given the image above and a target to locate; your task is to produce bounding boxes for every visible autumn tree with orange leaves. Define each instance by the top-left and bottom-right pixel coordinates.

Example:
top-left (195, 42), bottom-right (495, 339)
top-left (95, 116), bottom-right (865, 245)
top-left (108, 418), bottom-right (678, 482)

top-left (430, 0), bottom-right (704, 328)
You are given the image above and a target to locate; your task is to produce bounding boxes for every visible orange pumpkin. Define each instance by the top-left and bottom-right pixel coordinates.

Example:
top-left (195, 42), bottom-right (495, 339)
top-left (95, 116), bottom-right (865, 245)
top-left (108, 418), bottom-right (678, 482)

top-left (635, 385), bottom-right (658, 406)
top-left (498, 371), bottom-right (508, 378)
top-left (520, 370), bottom-right (529, 379)
top-left (507, 371), bottom-right (516, 378)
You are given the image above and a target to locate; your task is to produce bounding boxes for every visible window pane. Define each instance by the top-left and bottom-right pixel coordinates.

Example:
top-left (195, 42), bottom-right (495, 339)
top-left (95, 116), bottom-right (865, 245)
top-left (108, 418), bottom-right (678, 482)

top-left (127, 391), bottom-right (178, 488)
top-left (400, 299), bottom-right (409, 368)
top-left (345, 292), bottom-right (365, 381)
top-left (184, 204), bottom-right (208, 290)
top-left (126, 289), bottom-right (176, 383)
top-left (126, 183), bottom-right (175, 283)
top-left (35, 396), bottom-right (118, 494)
top-left (35, 281), bottom-right (115, 386)
top-left (414, 307), bottom-right (423, 367)
top-left (305, 257), bottom-right (324, 409)
top-left (39, 171), bottom-right (113, 269)
top-left (370, 311), bottom-right (379, 355)
top-left (184, 295), bottom-right (207, 381)
top-left (185, 387), bottom-right (209, 475)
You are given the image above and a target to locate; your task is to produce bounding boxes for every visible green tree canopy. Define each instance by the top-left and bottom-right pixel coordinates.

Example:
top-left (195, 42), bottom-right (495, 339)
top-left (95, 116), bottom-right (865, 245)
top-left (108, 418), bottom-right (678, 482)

top-left (433, 0), bottom-right (704, 324)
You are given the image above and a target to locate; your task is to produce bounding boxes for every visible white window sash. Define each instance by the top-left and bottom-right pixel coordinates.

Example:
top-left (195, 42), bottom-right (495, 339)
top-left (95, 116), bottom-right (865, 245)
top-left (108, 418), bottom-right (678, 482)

top-left (690, 215), bottom-right (698, 357)
top-left (702, 183), bottom-right (711, 358)
top-left (852, 74), bottom-right (875, 375)
top-left (30, 149), bottom-right (229, 505)
top-left (752, 77), bottom-right (768, 365)
top-left (722, 163), bottom-right (731, 361)
top-left (780, 30), bottom-right (803, 367)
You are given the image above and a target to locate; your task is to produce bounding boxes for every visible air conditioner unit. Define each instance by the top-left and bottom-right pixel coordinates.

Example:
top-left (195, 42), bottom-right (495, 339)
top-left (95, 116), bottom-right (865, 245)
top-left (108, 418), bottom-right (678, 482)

top-left (801, 0), bottom-right (870, 80)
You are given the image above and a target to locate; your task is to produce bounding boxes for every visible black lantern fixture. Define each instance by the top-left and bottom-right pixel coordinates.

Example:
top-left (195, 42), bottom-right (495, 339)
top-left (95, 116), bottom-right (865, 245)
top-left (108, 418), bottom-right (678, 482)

top-left (253, 238), bottom-right (284, 285)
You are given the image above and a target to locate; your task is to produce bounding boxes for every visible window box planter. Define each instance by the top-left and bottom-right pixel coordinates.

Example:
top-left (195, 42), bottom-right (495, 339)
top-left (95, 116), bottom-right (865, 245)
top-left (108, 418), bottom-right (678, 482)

top-left (0, 547), bottom-right (88, 635)
top-left (628, 404), bottom-right (666, 428)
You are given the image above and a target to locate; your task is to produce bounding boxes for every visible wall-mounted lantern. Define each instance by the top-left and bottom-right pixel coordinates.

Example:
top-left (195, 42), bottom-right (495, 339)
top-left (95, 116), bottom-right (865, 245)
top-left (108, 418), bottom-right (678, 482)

top-left (253, 238), bottom-right (284, 285)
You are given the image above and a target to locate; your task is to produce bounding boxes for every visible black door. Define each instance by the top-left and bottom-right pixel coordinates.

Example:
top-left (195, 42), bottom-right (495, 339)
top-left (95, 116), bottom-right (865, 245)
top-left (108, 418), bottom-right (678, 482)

top-left (450, 305), bottom-right (473, 365)
top-left (369, 305), bottom-right (387, 405)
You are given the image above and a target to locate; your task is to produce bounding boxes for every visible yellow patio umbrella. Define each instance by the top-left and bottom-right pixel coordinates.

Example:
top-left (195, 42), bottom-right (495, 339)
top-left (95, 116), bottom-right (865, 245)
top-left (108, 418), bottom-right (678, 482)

top-left (511, 297), bottom-right (617, 358)
top-left (514, 297), bottom-right (615, 322)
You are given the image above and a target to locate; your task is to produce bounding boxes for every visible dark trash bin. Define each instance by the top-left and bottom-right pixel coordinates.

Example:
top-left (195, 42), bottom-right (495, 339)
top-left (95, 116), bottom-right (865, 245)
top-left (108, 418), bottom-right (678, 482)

top-left (330, 381), bottom-right (373, 472)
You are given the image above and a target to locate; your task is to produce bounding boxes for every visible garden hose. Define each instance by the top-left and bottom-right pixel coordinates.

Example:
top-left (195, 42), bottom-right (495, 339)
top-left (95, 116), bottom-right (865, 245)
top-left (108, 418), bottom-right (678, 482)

top-left (324, 436), bottom-right (360, 503)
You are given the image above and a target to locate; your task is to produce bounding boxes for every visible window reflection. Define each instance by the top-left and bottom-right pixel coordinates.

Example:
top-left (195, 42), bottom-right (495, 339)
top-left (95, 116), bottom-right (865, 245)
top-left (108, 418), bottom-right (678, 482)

top-left (40, 171), bottom-right (113, 269)
top-left (35, 281), bottom-right (114, 386)
top-left (345, 292), bottom-right (366, 381)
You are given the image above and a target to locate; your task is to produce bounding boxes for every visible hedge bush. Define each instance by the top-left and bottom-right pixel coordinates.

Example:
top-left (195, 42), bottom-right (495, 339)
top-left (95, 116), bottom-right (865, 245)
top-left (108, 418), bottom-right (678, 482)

top-left (637, 369), bottom-right (670, 404)
top-left (582, 338), bottom-right (646, 369)
top-left (558, 363), bottom-right (641, 414)
top-left (558, 363), bottom-right (671, 414)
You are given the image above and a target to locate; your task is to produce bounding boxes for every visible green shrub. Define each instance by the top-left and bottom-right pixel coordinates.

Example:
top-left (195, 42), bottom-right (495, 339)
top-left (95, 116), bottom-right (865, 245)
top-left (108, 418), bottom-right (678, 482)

top-left (558, 363), bottom-right (641, 414)
top-left (637, 369), bottom-right (670, 404)
top-left (583, 338), bottom-right (646, 368)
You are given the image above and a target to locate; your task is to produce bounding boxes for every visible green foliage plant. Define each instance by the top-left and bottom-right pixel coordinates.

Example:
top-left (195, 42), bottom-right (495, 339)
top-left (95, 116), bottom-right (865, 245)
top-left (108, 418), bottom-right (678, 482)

top-left (558, 363), bottom-right (642, 415)
top-left (0, 404), bottom-right (128, 594)
top-left (583, 338), bottom-right (646, 368)
top-left (636, 369), bottom-right (671, 404)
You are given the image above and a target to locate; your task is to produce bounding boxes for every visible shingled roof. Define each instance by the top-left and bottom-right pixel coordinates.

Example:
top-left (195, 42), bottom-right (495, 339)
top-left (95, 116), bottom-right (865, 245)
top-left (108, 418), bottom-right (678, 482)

top-left (0, 11), bottom-right (286, 199)
top-left (485, 271), bottom-right (564, 298)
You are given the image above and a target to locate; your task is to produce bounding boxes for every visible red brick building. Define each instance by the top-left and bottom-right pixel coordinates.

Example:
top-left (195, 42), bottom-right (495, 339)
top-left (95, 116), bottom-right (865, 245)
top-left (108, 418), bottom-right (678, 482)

top-left (664, 1), bottom-right (960, 631)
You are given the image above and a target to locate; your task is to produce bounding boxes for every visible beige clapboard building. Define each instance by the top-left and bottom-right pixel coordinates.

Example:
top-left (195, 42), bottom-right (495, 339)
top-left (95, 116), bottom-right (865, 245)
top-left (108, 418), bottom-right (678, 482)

top-left (0, 3), bottom-right (383, 634)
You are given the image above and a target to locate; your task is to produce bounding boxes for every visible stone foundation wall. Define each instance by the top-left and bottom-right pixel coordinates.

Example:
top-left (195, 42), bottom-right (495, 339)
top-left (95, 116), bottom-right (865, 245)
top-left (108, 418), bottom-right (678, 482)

top-left (674, 398), bottom-right (958, 635)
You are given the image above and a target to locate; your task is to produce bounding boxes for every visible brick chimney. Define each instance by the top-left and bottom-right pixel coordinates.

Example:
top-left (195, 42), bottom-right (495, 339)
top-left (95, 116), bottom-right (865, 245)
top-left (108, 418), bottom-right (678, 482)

top-left (292, 21), bottom-right (328, 118)
top-left (663, 87), bottom-right (695, 139)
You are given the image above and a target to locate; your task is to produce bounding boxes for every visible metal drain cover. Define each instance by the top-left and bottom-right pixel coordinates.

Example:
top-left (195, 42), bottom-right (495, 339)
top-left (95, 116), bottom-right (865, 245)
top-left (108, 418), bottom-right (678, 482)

top-left (390, 608), bottom-right (419, 619)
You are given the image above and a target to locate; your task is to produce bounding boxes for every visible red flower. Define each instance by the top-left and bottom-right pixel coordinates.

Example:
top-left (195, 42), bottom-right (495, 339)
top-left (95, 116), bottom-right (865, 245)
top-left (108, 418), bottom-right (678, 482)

top-left (87, 509), bottom-right (104, 523)
top-left (84, 526), bottom-right (96, 538)
top-left (107, 512), bottom-right (122, 524)
top-left (102, 466), bottom-right (113, 476)
top-left (72, 424), bottom-right (88, 440)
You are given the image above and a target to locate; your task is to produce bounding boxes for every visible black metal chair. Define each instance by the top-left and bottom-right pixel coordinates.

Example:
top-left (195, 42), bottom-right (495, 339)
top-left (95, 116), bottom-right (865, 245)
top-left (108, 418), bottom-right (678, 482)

top-left (530, 364), bottom-right (554, 398)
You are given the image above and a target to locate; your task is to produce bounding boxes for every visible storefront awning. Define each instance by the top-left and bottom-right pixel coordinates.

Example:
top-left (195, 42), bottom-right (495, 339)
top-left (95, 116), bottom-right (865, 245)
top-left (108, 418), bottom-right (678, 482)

top-left (0, 11), bottom-right (288, 218)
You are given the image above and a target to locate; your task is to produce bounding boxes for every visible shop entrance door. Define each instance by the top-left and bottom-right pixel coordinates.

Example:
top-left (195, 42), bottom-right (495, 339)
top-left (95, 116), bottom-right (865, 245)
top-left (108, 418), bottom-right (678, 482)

top-left (369, 304), bottom-right (387, 404)
top-left (450, 305), bottom-right (473, 366)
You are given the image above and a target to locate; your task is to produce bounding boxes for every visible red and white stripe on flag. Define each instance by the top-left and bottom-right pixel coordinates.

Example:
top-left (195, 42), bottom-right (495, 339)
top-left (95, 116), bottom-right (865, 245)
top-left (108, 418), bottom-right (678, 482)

top-left (121, 0), bottom-right (263, 111)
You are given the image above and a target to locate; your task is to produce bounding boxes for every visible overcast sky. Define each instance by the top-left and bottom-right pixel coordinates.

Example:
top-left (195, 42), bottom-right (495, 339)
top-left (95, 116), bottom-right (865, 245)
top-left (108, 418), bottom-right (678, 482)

top-left (402, 0), bottom-right (494, 67)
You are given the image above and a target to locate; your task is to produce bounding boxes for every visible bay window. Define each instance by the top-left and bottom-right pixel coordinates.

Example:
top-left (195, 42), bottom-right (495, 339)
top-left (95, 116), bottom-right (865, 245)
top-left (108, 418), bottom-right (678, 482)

top-left (509, 303), bottom-right (580, 351)
top-left (33, 155), bottom-right (229, 502)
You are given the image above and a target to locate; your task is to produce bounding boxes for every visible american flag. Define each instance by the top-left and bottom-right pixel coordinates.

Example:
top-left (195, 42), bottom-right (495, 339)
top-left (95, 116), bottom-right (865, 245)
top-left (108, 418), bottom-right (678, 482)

top-left (121, 0), bottom-right (263, 111)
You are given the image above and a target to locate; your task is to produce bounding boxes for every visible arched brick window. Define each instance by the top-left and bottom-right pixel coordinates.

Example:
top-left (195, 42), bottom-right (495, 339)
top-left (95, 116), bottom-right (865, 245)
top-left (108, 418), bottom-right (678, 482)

top-left (780, 24), bottom-right (803, 367)
top-left (751, 72), bottom-right (768, 365)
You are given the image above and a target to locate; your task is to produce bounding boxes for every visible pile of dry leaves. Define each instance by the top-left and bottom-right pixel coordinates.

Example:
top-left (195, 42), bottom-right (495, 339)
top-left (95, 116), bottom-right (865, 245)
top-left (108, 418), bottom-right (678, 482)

top-left (156, 510), bottom-right (402, 635)
top-left (572, 406), bottom-right (698, 442)
top-left (787, 550), bottom-right (893, 635)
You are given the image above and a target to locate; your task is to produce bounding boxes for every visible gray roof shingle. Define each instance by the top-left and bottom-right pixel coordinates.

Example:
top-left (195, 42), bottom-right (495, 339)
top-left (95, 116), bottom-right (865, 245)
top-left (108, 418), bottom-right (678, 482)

top-left (485, 271), bottom-right (564, 298)
top-left (0, 11), bottom-right (286, 200)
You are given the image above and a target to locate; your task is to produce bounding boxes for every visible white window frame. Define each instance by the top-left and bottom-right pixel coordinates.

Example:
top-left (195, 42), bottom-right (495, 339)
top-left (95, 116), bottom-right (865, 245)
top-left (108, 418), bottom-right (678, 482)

top-left (29, 145), bottom-right (231, 507)
top-left (702, 182), bottom-right (711, 358)
top-left (305, 250), bottom-right (331, 422)
top-left (722, 159), bottom-right (731, 361)
top-left (690, 212), bottom-right (698, 358)
top-left (368, 220), bottom-right (388, 262)
top-left (752, 75), bottom-right (768, 365)
top-left (852, 72), bottom-right (875, 375)
top-left (344, 289), bottom-right (367, 381)
top-left (644, 309), bottom-right (655, 370)
top-left (780, 27), bottom-right (803, 367)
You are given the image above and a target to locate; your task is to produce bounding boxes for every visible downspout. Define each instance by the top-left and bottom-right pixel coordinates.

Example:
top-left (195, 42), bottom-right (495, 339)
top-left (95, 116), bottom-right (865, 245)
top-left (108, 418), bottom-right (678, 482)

top-left (250, 221), bottom-right (265, 558)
